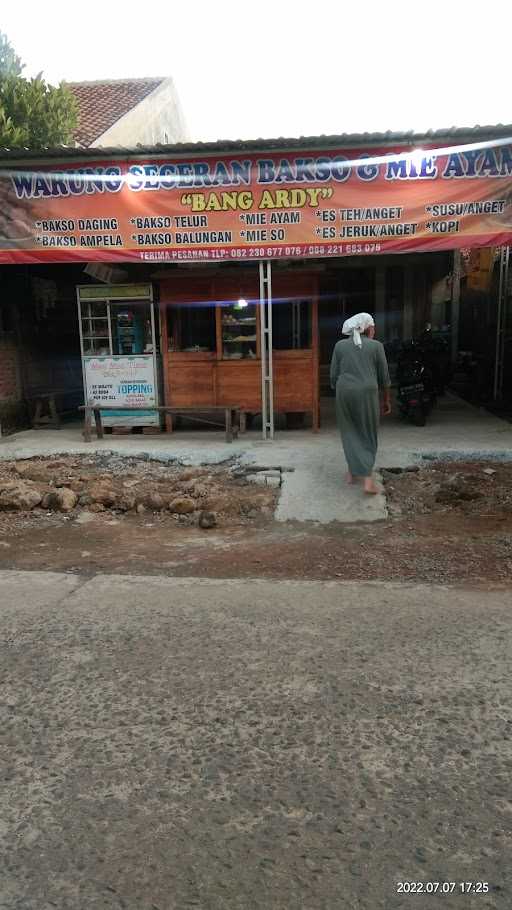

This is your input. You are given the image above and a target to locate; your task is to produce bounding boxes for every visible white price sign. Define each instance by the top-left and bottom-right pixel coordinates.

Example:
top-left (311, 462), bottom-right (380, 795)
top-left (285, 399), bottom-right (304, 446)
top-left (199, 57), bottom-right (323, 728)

top-left (83, 355), bottom-right (159, 426)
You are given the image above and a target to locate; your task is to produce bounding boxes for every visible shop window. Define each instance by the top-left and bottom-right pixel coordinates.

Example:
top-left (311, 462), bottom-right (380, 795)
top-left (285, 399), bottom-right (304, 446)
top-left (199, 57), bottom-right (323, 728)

top-left (221, 300), bottom-right (257, 359)
top-left (272, 299), bottom-right (311, 350)
top-left (167, 304), bottom-right (216, 352)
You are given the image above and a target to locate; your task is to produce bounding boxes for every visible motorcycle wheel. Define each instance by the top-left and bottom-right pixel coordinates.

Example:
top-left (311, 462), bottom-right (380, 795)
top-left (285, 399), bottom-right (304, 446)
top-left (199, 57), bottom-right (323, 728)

top-left (411, 406), bottom-right (426, 426)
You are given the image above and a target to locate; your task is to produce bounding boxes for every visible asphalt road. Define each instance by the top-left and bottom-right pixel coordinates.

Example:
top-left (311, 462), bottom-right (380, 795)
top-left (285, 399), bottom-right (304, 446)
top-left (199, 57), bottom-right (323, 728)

top-left (1, 571), bottom-right (511, 910)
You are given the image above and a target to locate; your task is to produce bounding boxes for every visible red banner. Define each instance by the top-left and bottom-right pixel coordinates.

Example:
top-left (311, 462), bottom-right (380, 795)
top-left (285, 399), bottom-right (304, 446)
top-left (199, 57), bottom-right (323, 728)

top-left (1, 139), bottom-right (512, 264)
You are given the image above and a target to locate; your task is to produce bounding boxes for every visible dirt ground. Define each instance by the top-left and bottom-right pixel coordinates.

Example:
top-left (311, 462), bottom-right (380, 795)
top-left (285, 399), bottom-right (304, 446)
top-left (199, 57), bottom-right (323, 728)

top-left (0, 455), bottom-right (512, 585)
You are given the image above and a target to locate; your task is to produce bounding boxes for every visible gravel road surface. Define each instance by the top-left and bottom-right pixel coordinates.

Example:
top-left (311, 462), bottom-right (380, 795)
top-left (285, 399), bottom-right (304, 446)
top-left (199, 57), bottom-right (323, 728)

top-left (1, 572), bottom-right (510, 909)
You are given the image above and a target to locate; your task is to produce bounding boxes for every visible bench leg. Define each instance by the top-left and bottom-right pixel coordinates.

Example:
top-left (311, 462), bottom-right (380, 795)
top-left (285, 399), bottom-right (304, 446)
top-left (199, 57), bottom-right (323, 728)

top-left (225, 407), bottom-right (233, 443)
top-left (232, 409), bottom-right (239, 440)
top-left (239, 411), bottom-right (247, 434)
top-left (83, 409), bottom-right (92, 443)
top-left (93, 408), bottom-right (104, 440)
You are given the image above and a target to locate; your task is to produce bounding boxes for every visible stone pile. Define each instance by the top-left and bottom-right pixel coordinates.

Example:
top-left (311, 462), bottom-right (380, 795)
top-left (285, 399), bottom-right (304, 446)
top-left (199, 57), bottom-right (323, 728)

top-left (0, 459), bottom-right (277, 528)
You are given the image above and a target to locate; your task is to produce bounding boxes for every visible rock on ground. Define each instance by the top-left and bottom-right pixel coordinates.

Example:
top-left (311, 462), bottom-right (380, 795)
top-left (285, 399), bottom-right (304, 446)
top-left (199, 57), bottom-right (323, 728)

top-left (199, 510), bottom-right (217, 529)
top-left (169, 496), bottom-right (195, 514)
top-left (0, 456), bottom-right (280, 526)
top-left (43, 488), bottom-right (78, 513)
top-left (88, 483), bottom-right (117, 507)
top-left (0, 482), bottom-right (42, 511)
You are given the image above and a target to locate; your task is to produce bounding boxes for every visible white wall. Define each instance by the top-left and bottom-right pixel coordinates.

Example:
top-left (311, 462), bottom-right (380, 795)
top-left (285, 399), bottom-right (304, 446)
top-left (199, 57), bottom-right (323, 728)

top-left (92, 78), bottom-right (189, 147)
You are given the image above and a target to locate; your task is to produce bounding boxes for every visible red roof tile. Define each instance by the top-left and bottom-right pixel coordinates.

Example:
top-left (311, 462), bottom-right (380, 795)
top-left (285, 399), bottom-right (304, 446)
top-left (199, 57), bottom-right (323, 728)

top-left (67, 78), bottom-right (165, 147)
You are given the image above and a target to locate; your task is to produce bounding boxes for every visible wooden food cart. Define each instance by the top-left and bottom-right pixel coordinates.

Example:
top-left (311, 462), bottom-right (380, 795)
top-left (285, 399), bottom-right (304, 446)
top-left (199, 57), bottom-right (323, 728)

top-left (159, 269), bottom-right (320, 431)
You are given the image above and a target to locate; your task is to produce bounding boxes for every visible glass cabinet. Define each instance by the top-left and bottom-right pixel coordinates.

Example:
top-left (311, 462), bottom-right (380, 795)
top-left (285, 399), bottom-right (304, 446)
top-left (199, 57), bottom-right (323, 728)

top-left (79, 300), bottom-right (111, 356)
top-left (76, 283), bottom-right (160, 428)
top-left (221, 300), bottom-right (258, 359)
top-left (77, 286), bottom-right (156, 358)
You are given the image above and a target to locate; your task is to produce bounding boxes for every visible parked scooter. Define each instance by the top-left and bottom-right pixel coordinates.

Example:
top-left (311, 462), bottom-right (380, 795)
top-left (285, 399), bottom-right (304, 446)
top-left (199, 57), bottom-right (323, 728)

top-left (396, 340), bottom-right (435, 426)
top-left (416, 325), bottom-right (452, 396)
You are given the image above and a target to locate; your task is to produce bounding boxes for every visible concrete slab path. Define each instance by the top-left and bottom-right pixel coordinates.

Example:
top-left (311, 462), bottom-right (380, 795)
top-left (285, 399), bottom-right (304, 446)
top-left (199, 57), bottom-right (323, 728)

top-left (1, 394), bottom-right (511, 523)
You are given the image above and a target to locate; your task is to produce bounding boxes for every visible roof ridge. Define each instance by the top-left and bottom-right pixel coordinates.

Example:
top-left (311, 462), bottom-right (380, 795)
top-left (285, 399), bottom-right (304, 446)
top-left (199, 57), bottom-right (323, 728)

top-left (66, 77), bottom-right (166, 87)
top-left (2, 124), bottom-right (511, 158)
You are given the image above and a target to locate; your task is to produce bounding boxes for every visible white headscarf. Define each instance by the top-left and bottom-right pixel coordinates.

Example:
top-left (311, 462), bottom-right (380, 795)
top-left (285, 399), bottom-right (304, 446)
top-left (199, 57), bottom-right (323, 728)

top-left (342, 312), bottom-right (375, 347)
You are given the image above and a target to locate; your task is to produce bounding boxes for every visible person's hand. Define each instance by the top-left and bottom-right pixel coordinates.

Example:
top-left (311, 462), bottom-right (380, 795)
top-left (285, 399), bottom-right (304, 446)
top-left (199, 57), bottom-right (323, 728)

top-left (381, 401), bottom-right (392, 417)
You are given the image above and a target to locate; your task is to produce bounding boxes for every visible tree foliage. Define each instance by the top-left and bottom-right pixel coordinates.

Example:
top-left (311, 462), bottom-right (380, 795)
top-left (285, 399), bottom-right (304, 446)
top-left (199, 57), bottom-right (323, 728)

top-left (0, 31), bottom-right (77, 148)
top-left (0, 31), bottom-right (23, 77)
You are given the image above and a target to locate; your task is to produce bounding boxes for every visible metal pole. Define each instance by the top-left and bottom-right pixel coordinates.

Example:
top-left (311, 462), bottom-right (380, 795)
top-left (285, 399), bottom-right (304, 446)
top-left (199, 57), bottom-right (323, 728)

top-left (493, 246), bottom-right (509, 401)
top-left (500, 247), bottom-right (510, 395)
top-left (375, 264), bottom-right (386, 341)
top-left (267, 263), bottom-right (274, 438)
top-left (107, 300), bottom-right (113, 354)
top-left (450, 250), bottom-right (461, 365)
top-left (76, 289), bottom-right (88, 406)
top-left (259, 263), bottom-right (267, 438)
top-left (149, 290), bottom-right (157, 361)
top-left (259, 260), bottom-right (274, 440)
top-left (149, 293), bottom-right (159, 408)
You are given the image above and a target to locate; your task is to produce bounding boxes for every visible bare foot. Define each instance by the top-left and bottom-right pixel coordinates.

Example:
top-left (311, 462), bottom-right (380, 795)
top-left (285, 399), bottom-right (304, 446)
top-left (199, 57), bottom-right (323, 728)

top-left (364, 477), bottom-right (379, 495)
top-left (345, 472), bottom-right (354, 485)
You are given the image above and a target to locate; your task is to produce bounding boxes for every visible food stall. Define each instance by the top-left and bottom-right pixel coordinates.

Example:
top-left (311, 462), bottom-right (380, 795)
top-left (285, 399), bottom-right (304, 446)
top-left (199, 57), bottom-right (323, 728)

top-left (159, 269), bottom-right (320, 429)
top-left (77, 283), bottom-right (160, 428)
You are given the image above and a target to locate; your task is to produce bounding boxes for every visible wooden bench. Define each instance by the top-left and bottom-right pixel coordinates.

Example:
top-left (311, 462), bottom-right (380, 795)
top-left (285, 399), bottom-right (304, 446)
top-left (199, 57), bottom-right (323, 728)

top-left (79, 405), bottom-right (242, 443)
top-left (30, 389), bottom-right (83, 429)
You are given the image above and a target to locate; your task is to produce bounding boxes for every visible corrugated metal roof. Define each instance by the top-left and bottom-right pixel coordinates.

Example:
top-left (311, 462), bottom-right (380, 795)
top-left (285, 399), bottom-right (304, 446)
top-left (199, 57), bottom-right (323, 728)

top-left (0, 123), bottom-right (511, 161)
top-left (68, 77), bottom-right (166, 147)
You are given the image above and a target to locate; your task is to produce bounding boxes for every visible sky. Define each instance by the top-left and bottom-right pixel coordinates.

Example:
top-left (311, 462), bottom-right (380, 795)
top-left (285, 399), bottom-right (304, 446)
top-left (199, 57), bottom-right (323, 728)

top-left (2, 0), bottom-right (511, 143)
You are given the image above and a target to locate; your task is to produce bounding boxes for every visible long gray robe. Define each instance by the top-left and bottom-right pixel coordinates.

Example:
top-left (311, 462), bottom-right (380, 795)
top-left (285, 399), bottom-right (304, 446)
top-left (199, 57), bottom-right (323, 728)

top-left (330, 337), bottom-right (391, 476)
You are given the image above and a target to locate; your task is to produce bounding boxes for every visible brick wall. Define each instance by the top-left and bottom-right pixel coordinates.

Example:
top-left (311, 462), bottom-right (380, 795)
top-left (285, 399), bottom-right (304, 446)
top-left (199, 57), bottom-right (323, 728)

top-left (0, 335), bottom-right (27, 433)
top-left (0, 335), bottom-right (21, 401)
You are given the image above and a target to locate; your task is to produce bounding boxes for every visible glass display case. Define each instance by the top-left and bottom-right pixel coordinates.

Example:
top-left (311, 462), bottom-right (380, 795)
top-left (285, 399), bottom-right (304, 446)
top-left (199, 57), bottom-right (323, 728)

top-left (79, 300), bottom-right (111, 356)
top-left (111, 306), bottom-right (154, 355)
top-left (76, 283), bottom-right (160, 428)
top-left (221, 299), bottom-right (258, 360)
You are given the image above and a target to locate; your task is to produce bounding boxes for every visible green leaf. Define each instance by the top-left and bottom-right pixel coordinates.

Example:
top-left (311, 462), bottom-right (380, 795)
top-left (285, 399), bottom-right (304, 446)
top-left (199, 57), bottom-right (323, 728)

top-left (0, 73), bottom-right (78, 148)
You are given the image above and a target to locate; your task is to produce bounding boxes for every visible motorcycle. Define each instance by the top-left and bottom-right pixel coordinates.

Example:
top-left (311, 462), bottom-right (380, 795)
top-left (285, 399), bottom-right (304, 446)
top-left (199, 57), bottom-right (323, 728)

top-left (416, 326), bottom-right (451, 396)
top-left (396, 340), bottom-right (436, 426)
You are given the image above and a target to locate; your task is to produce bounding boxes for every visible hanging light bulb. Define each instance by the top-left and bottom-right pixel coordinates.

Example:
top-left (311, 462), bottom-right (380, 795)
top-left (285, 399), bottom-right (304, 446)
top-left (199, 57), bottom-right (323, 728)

top-left (236, 298), bottom-right (248, 309)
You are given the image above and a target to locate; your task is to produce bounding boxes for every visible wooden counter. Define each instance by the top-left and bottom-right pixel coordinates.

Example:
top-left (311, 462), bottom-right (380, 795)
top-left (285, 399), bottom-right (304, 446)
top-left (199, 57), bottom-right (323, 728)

top-left (165, 350), bottom-right (315, 411)
top-left (159, 271), bottom-right (320, 430)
